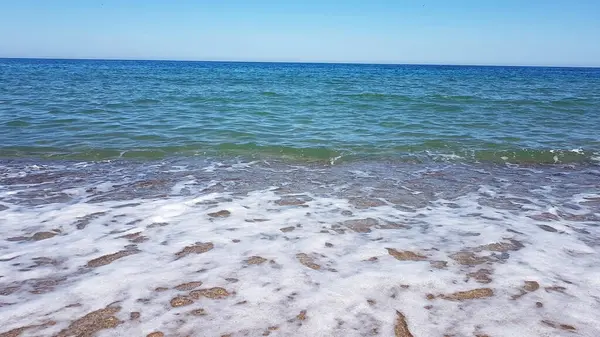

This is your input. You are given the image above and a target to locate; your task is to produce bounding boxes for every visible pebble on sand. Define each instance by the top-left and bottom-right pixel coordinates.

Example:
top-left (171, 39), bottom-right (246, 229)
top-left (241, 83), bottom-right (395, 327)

top-left (246, 256), bottom-right (268, 265)
top-left (440, 288), bottom-right (494, 301)
top-left (55, 305), bottom-right (123, 337)
top-left (394, 311), bottom-right (414, 337)
top-left (296, 253), bottom-right (321, 270)
top-left (174, 281), bottom-right (204, 291)
top-left (175, 242), bottom-right (214, 259)
top-left (386, 248), bottom-right (427, 261)
top-left (189, 287), bottom-right (230, 300)
top-left (86, 250), bottom-right (139, 268)
top-left (208, 210), bottom-right (231, 218)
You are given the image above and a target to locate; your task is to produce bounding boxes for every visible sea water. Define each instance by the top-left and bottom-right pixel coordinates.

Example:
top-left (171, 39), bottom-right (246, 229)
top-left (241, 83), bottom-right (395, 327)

top-left (1, 59), bottom-right (600, 336)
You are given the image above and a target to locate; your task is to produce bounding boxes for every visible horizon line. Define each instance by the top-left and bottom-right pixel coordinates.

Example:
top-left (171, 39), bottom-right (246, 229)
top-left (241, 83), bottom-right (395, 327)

top-left (1, 56), bottom-right (599, 69)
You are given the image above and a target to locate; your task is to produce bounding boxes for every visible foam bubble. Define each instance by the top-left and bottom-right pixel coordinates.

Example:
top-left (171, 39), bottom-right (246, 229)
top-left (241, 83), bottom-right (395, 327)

top-left (0, 160), bottom-right (599, 336)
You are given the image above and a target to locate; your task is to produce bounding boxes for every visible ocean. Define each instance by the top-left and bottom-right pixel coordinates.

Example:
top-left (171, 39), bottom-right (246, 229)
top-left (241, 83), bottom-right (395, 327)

top-left (1, 58), bottom-right (599, 336)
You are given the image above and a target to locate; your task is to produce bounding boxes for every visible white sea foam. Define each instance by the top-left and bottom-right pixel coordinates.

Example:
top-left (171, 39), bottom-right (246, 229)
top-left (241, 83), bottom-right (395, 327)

top-left (425, 151), bottom-right (464, 162)
top-left (0, 163), bottom-right (599, 336)
top-left (330, 155), bottom-right (343, 165)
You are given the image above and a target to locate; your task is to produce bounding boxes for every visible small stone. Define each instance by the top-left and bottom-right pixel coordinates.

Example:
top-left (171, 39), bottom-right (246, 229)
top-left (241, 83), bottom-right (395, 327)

top-left (424, 305), bottom-right (433, 310)
top-left (394, 311), bottom-right (414, 337)
top-left (86, 250), bottom-right (138, 268)
top-left (118, 232), bottom-right (149, 243)
top-left (538, 225), bottom-right (558, 233)
top-left (450, 252), bottom-right (489, 265)
top-left (189, 287), bottom-right (230, 300)
top-left (296, 310), bottom-right (307, 321)
top-left (535, 302), bottom-right (543, 308)
top-left (441, 288), bottom-right (494, 301)
top-left (477, 239), bottom-right (524, 252)
top-left (276, 198), bottom-right (307, 206)
top-left (467, 269), bottom-right (493, 284)
top-left (545, 286), bottom-right (566, 293)
top-left (367, 299), bottom-right (376, 306)
top-left (175, 242), bottom-right (214, 259)
top-left (246, 256), bottom-right (268, 265)
top-left (386, 248), bottom-right (427, 261)
top-left (343, 218), bottom-right (378, 233)
top-left (232, 239), bottom-right (241, 243)
top-left (246, 219), bottom-right (269, 223)
top-left (6, 236), bottom-right (29, 242)
top-left (175, 281), bottom-right (203, 291)
top-left (541, 320), bottom-right (576, 331)
top-left (225, 278), bottom-right (239, 283)
top-left (208, 210), bottom-right (231, 218)
top-left (511, 281), bottom-right (541, 300)
top-left (55, 305), bottom-right (123, 337)
top-left (170, 296), bottom-right (194, 307)
top-left (325, 242), bottom-right (334, 248)
top-left (0, 321), bottom-right (56, 337)
top-left (523, 281), bottom-right (540, 292)
top-left (280, 226), bottom-right (295, 233)
top-left (426, 294), bottom-right (435, 300)
top-left (296, 253), bottom-right (321, 270)
top-left (190, 308), bottom-right (207, 316)
top-left (31, 232), bottom-right (57, 241)
top-left (560, 324), bottom-right (576, 331)
top-left (430, 261), bottom-right (448, 269)
top-left (130, 312), bottom-right (141, 320)
top-left (155, 287), bottom-right (169, 292)
top-left (146, 332), bottom-right (165, 337)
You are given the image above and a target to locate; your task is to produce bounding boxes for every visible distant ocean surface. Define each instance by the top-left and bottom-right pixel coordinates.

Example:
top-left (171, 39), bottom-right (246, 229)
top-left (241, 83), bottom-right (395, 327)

top-left (1, 59), bottom-right (600, 337)
top-left (1, 58), bottom-right (600, 163)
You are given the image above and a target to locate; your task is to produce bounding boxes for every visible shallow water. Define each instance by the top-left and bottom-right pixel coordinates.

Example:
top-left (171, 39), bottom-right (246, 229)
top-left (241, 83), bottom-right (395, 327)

top-left (1, 159), bottom-right (599, 336)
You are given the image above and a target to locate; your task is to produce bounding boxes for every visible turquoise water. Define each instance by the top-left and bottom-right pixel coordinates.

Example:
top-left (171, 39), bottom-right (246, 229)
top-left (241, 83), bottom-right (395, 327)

top-left (1, 58), bottom-right (600, 163)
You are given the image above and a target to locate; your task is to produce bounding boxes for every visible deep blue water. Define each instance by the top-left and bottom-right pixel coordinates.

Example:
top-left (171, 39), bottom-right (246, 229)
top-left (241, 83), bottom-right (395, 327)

top-left (1, 58), bottom-right (600, 163)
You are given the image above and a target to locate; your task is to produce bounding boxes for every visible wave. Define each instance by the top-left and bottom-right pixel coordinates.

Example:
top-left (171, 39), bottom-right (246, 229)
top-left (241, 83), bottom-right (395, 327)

top-left (0, 144), bottom-right (598, 165)
top-left (341, 93), bottom-right (414, 102)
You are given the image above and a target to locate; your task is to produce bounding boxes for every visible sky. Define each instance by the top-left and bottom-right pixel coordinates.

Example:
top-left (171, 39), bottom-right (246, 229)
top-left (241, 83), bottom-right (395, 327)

top-left (0, 0), bottom-right (599, 66)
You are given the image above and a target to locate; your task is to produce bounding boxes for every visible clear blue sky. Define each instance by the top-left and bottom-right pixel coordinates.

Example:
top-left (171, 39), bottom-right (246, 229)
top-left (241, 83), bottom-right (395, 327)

top-left (1, 0), bottom-right (599, 66)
